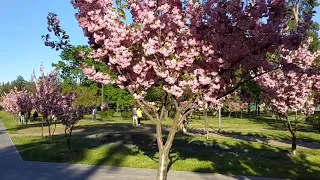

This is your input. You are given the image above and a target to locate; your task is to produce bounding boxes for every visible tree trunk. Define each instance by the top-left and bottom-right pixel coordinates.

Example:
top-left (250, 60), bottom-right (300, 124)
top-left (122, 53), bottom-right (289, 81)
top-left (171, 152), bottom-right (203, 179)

top-left (286, 112), bottom-right (298, 156)
top-left (228, 112), bottom-right (231, 118)
top-left (164, 110), bottom-right (168, 120)
top-left (155, 123), bottom-right (177, 180)
top-left (52, 119), bottom-right (57, 136)
top-left (218, 107), bottom-right (221, 132)
top-left (41, 118), bottom-right (44, 137)
top-left (64, 127), bottom-right (72, 159)
top-left (292, 132), bottom-right (297, 156)
top-left (157, 149), bottom-right (170, 180)
top-left (47, 120), bottom-right (52, 143)
top-left (204, 109), bottom-right (208, 140)
top-left (68, 131), bottom-right (72, 155)
top-left (240, 109), bottom-right (243, 118)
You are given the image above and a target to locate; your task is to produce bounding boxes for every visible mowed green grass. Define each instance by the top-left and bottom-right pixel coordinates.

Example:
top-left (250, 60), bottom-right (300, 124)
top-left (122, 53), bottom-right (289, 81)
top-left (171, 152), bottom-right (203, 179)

top-left (0, 111), bottom-right (132, 135)
top-left (2, 110), bottom-right (320, 143)
top-left (187, 112), bottom-right (320, 143)
top-left (11, 134), bottom-right (320, 179)
top-left (2, 111), bottom-right (320, 179)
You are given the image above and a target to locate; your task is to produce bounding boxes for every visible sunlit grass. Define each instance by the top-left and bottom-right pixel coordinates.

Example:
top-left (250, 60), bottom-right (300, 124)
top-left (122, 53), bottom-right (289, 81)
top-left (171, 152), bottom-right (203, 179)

top-left (11, 134), bottom-right (320, 179)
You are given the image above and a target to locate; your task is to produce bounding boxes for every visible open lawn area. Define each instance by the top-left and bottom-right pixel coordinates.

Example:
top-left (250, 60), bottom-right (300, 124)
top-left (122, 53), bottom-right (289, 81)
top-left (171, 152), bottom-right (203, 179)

top-left (188, 112), bottom-right (320, 144)
top-left (1, 111), bottom-right (320, 179)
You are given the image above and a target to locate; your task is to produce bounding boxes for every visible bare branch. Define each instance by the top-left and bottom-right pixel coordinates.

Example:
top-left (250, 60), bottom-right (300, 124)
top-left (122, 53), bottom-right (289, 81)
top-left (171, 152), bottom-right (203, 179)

top-left (127, 87), bottom-right (160, 125)
top-left (159, 105), bottom-right (166, 121)
top-left (136, 99), bottom-right (160, 125)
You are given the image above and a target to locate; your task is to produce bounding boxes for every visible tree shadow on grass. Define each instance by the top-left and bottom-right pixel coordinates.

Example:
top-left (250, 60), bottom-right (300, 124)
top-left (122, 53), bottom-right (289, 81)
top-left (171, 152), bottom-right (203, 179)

top-left (9, 121), bottom-right (320, 180)
top-left (169, 134), bottom-right (320, 180)
top-left (12, 133), bottom-right (135, 179)
top-left (88, 130), bottom-right (320, 179)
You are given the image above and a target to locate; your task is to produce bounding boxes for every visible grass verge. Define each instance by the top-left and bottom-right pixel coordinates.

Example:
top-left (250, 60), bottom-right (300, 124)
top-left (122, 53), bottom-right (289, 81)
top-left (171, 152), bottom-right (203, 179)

top-left (11, 133), bottom-right (320, 179)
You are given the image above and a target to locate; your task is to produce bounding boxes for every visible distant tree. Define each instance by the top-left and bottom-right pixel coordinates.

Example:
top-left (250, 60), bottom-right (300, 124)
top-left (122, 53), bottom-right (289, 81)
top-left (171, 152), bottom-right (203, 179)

top-left (33, 66), bottom-right (62, 140)
top-left (0, 87), bottom-right (33, 122)
top-left (0, 82), bottom-right (13, 94)
top-left (104, 84), bottom-right (134, 112)
top-left (61, 84), bottom-right (100, 107)
top-left (11, 76), bottom-right (27, 91)
top-left (256, 40), bottom-right (319, 155)
top-left (55, 92), bottom-right (90, 155)
top-left (53, 45), bottom-right (94, 86)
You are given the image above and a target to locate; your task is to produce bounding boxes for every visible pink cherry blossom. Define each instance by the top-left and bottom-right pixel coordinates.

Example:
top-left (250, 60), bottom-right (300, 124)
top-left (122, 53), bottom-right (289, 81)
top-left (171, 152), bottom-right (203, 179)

top-left (1, 87), bottom-right (33, 114)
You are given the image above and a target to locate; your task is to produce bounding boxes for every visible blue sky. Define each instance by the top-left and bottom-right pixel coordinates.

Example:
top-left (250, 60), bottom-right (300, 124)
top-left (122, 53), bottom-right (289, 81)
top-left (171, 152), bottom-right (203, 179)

top-left (0, 1), bottom-right (319, 83)
top-left (0, 0), bottom-right (87, 83)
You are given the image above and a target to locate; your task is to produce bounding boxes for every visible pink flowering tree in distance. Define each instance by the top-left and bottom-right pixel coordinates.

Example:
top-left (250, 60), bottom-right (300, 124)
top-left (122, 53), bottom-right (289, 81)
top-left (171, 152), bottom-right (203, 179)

top-left (33, 65), bottom-right (64, 139)
top-left (1, 87), bottom-right (33, 122)
top-left (256, 39), bottom-right (320, 155)
top-left (55, 92), bottom-right (91, 155)
top-left (309, 73), bottom-right (320, 132)
top-left (33, 65), bottom-right (91, 148)
top-left (312, 74), bottom-right (320, 106)
top-left (42, 0), bottom-right (311, 178)
top-left (1, 89), bottom-right (20, 116)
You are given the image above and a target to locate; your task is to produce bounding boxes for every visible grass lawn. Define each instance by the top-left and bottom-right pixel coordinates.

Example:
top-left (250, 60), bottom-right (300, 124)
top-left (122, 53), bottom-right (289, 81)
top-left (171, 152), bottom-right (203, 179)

top-left (1, 111), bottom-right (320, 179)
top-left (2, 110), bottom-right (320, 143)
top-left (188, 112), bottom-right (320, 143)
top-left (11, 134), bottom-right (320, 179)
top-left (0, 111), bottom-right (133, 135)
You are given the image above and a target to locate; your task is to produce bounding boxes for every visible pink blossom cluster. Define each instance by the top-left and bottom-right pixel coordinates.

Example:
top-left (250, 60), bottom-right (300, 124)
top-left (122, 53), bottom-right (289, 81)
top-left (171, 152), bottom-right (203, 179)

top-left (71, 0), bottom-right (310, 107)
top-left (82, 66), bottom-right (113, 85)
top-left (304, 98), bottom-right (315, 116)
top-left (241, 102), bottom-right (249, 110)
top-left (55, 93), bottom-right (90, 128)
top-left (32, 66), bottom-right (65, 119)
top-left (33, 65), bottom-right (91, 124)
top-left (257, 70), bottom-right (313, 114)
top-left (228, 102), bottom-right (242, 112)
top-left (280, 38), bottom-right (320, 70)
top-left (312, 74), bottom-right (320, 106)
top-left (1, 87), bottom-right (33, 114)
top-left (226, 101), bottom-right (248, 112)
top-left (256, 40), bottom-right (319, 115)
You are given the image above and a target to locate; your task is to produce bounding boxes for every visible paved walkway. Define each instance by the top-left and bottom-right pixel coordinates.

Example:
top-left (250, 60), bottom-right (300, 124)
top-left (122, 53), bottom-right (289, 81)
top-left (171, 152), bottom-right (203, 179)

top-left (0, 121), bottom-right (283, 180)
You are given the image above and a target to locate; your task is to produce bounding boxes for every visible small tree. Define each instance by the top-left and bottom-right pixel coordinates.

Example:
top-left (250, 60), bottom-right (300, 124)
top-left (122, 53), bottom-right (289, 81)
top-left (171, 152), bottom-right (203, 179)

top-left (55, 93), bottom-right (90, 155)
top-left (33, 66), bottom-right (62, 140)
top-left (256, 40), bottom-right (320, 155)
top-left (1, 88), bottom-right (33, 123)
top-left (224, 95), bottom-right (242, 118)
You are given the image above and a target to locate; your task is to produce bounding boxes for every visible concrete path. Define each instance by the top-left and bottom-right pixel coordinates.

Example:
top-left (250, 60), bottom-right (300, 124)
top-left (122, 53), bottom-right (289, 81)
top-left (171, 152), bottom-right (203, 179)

top-left (0, 121), bottom-right (283, 180)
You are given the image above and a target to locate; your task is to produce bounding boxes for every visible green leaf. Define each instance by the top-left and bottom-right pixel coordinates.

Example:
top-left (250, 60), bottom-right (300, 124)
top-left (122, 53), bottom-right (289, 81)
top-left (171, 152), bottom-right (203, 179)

top-left (118, 8), bottom-right (126, 20)
top-left (121, 4), bottom-right (129, 9)
top-left (116, 0), bottom-right (121, 6)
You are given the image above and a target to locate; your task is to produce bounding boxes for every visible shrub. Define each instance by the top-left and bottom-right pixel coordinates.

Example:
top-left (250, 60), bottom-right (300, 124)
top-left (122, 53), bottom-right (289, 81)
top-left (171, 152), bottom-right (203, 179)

top-left (169, 111), bottom-right (176, 119)
top-left (312, 116), bottom-right (320, 133)
top-left (121, 111), bottom-right (132, 119)
top-left (106, 109), bottom-right (115, 117)
top-left (98, 111), bottom-right (108, 121)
